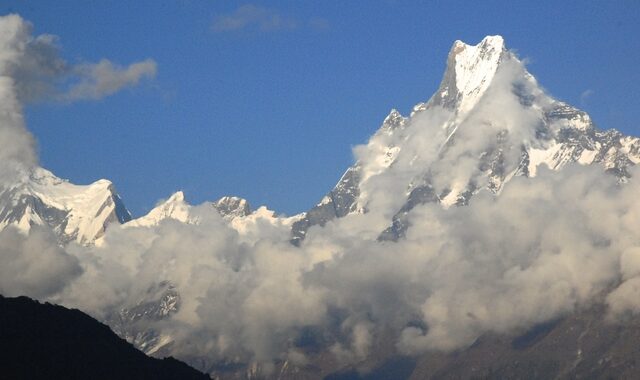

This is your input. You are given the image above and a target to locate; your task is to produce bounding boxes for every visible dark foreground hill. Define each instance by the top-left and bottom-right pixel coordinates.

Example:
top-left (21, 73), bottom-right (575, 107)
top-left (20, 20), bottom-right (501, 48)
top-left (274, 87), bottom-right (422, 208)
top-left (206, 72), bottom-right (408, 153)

top-left (0, 295), bottom-right (209, 380)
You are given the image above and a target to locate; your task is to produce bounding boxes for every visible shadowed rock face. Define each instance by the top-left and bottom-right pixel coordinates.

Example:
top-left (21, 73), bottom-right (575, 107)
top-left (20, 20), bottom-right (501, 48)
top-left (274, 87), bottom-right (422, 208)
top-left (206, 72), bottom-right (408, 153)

top-left (291, 166), bottom-right (361, 245)
top-left (212, 196), bottom-right (252, 219)
top-left (0, 295), bottom-right (209, 380)
top-left (106, 281), bottom-right (181, 357)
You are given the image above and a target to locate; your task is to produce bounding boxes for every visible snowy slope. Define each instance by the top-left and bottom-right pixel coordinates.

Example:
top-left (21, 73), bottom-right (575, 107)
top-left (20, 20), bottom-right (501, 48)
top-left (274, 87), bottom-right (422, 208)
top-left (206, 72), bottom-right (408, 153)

top-left (0, 167), bottom-right (131, 244)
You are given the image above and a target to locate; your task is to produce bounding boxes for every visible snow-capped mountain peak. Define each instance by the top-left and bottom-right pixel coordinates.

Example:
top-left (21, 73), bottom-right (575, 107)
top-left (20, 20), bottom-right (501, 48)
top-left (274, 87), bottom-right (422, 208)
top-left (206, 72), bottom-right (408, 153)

top-left (292, 35), bottom-right (640, 243)
top-left (0, 167), bottom-right (131, 244)
top-left (125, 191), bottom-right (192, 227)
top-left (3, 34), bottom-right (639, 252)
top-left (412, 35), bottom-right (507, 118)
top-left (126, 193), bottom-right (253, 228)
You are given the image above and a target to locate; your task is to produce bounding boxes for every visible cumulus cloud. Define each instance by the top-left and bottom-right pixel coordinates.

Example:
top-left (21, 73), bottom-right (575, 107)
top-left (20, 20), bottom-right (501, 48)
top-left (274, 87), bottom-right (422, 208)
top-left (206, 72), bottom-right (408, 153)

top-left (0, 14), bottom-right (156, 180)
top-left (0, 14), bottom-right (42, 179)
top-left (394, 165), bottom-right (634, 352)
top-left (0, 14), bottom-right (156, 105)
top-left (41, 162), bottom-right (638, 369)
top-left (0, 227), bottom-right (82, 299)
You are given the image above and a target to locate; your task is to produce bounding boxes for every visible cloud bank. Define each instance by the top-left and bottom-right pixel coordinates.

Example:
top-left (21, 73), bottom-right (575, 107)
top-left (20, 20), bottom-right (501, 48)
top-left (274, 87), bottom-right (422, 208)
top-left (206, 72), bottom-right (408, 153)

top-left (42, 163), bottom-right (639, 368)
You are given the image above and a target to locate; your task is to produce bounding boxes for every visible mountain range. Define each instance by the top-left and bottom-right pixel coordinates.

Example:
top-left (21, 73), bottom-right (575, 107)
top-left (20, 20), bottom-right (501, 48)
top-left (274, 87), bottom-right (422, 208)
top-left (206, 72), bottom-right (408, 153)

top-left (3, 36), bottom-right (637, 248)
top-left (2, 35), bottom-right (640, 379)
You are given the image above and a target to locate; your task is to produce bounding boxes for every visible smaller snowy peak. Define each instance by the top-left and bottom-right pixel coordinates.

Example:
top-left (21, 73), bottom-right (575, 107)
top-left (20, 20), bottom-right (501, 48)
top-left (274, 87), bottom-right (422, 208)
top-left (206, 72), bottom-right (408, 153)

top-left (126, 191), bottom-right (192, 227)
top-left (546, 102), bottom-right (594, 132)
top-left (211, 196), bottom-right (252, 219)
top-left (381, 109), bottom-right (407, 132)
top-left (126, 193), bottom-right (254, 229)
top-left (165, 191), bottom-right (185, 203)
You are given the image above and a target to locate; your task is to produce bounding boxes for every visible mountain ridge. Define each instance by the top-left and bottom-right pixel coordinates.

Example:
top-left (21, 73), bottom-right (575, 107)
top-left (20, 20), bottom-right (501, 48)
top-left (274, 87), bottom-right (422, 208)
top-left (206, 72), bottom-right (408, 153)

top-left (1, 35), bottom-right (638, 247)
top-left (291, 35), bottom-right (640, 244)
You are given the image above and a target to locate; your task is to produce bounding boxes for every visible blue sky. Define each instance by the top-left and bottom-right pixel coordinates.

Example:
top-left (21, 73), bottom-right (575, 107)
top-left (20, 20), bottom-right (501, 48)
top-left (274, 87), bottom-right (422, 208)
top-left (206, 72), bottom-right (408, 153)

top-left (2, 1), bottom-right (639, 216)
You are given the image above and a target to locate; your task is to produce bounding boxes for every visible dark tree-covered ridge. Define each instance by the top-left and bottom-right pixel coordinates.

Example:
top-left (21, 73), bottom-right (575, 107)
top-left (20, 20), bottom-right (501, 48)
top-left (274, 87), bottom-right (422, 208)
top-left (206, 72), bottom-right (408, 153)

top-left (0, 295), bottom-right (210, 380)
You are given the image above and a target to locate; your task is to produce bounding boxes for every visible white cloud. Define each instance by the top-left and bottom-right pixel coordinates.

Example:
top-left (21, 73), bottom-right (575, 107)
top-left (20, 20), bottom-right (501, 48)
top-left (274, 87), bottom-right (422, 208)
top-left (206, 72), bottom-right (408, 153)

top-left (212, 5), bottom-right (297, 32)
top-left (580, 89), bottom-right (594, 105)
top-left (0, 227), bottom-right (81, 299)
top-left (0, 14), bottom-right (157, 105)
top-left (46, 162), bottom-right (638, 367)
top-left (0, 13), bottom-right (156, 181)
top-left (0, 14), bottom-right (42, 179)
top-left (63, 58), bottom-right (157, 101)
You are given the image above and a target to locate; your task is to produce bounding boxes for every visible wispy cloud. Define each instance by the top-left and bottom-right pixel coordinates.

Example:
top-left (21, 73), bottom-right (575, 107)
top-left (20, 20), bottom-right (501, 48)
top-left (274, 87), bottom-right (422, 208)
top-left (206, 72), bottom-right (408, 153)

top-left (211, 5), bottom-right (330, 33)
top-left (63, 59), bottom-right (157, 101)
top-left (580, 89), bottom-right (594, 105)
top-left (212, 5), bottom-right (297, 32)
